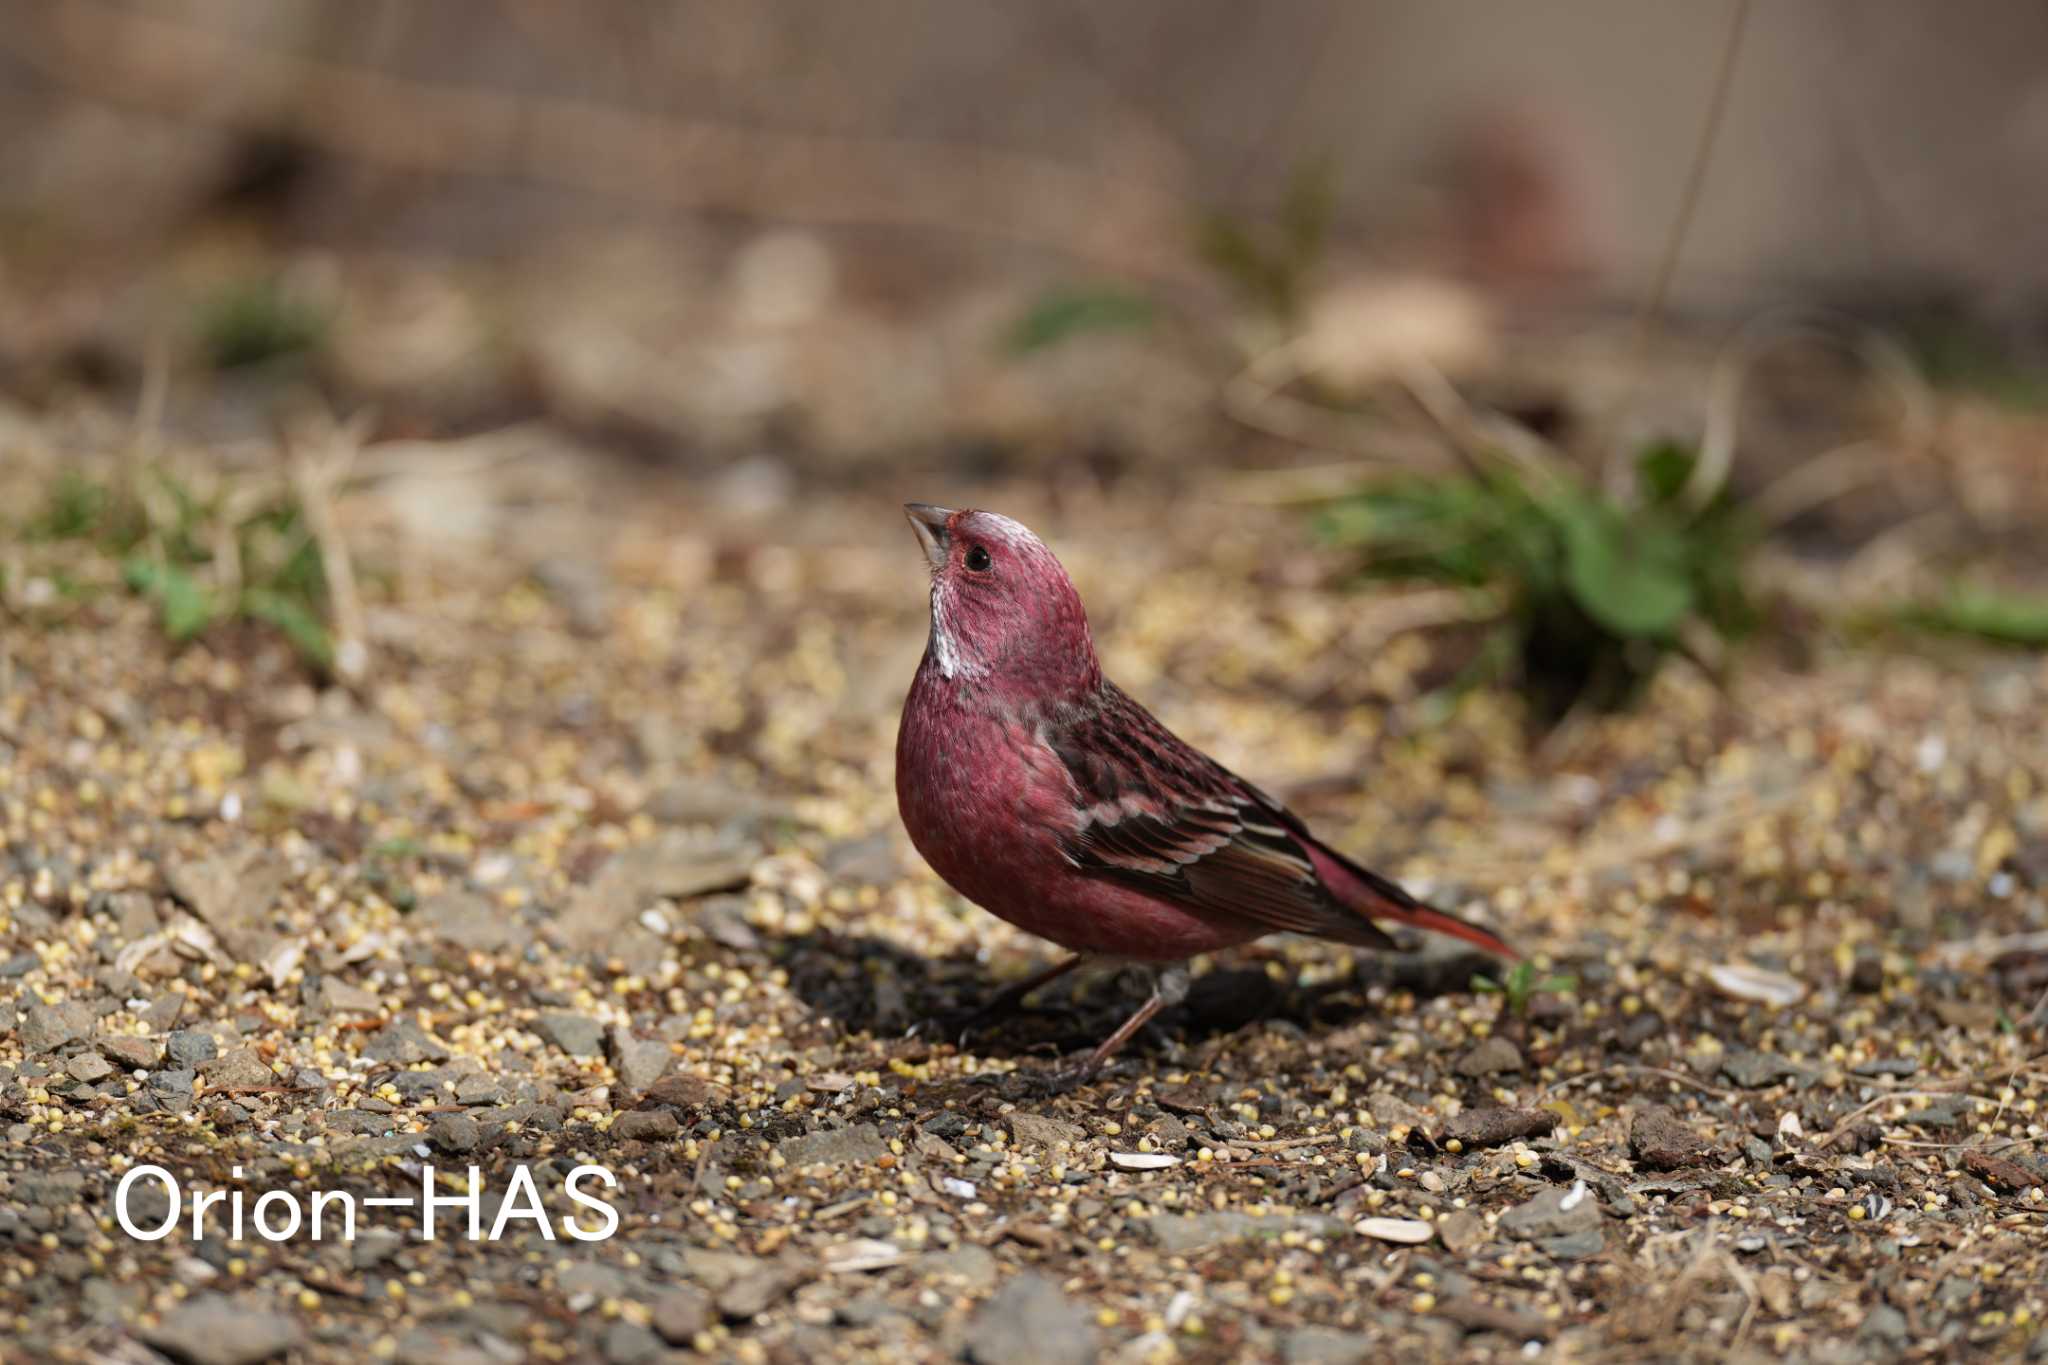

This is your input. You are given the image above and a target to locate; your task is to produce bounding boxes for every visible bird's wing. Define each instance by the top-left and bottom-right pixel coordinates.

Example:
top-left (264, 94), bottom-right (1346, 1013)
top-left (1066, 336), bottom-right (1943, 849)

top-left (1042, 684), bottom-right (1398, 949)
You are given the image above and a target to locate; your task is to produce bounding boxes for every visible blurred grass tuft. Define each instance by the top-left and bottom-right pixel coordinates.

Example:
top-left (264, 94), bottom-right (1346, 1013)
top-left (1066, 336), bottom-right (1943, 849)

top-left (1316, 441), bottom-right (1757, 726)
top-left (197, 275), bottom-right (330, 371)
top-left (28, 466), bottom-right (336, 672)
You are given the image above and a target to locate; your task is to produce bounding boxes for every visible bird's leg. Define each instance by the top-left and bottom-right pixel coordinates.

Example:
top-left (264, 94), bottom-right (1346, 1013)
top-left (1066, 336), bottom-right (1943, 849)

top-left (1070, 963), bottom-right (1190, 1078)
top-left (943, 953), bottom-right (1088, 1043)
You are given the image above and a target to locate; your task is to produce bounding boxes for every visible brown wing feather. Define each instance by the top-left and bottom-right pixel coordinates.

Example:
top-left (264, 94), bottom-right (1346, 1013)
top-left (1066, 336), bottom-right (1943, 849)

top-left (1044, 685), bottom-right (1397, 950)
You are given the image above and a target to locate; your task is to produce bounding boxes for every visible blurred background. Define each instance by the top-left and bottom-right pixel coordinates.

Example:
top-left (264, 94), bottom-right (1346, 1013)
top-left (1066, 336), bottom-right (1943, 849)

top-left (1, 0), bottom-right (2045, 725)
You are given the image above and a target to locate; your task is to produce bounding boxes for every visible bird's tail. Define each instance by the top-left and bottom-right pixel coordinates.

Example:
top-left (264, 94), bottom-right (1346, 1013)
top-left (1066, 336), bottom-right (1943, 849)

top-left (1304, 839), bottom-right (1518, 959)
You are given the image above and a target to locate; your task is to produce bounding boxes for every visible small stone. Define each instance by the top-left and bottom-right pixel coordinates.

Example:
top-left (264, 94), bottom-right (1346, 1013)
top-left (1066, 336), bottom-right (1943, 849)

top-left (308, 976), bottom-right (383, 1016)
top-left (143, 993), bottom-right (186, 1031)
top-left (613, 1109), bottom-right (680, 1142)
top-left (607, 1026), bottom-right (673, 1091)
top-left (966, 1273), bottom-right (1097, 1365)
top-left (362, 1018), bottom-right (450, 1064)
top-left (140, 1292), bottom-right (299, 1365)
top-left (1008, 1113), bottom-right (1087, 1150)
top-left (1859, 1303), bottom-right (1909, 1348)
top-left (353, 1231), bottom-right (404, 1271)
top-left (717, 1261), bottom-right (804, 1319)
top-left (20, 999), bottom-right (91, 1053)
top-left (202, 1048), bottom-right (275, 1090)
top-left (777, 1123), bottom-right (889, 1167)
top-left (1435, 1210), bottom-right (1489, 1255)
top-left (1719, 1048), bottom-right (1801, 1089)
top-left (652, 1284), bottom-right (714, 1343)
top-left (98, 1034), bottom-right (162, 1069)
top-left (1538, 1227), bottom-right (1607, 1260)
top-left (1848, 952), bottom-right (1884, 994)
top-left (1438, 1106), bottom-right (1557, 1149)
top-left (1438, 1297), bottom-right (1552, 1340)
top-left (165, 849), bottom-right (290, 963)
top-left (1453, 1036), bottom-right (1524, 1078)
top-left (429, 1112), bottom-right (482, 1154)
top-left (920, 1243), bottom-right (997, 1290)
top-left (151, 1068), bottom-right (196, 1096)
top-left (166, 1030), bottom-right (219, 1066)
top-left (538, 1013), bottom-right (606, 1058)
top-left (1283, 1326), bottom-right (1371, 1365)
top-left (417, 890), bottom-right (532, 954)
top-left (1629, 1105), bottom-right (1716, 1170)
top-left (601, 1321), bottom-right (662, 1365)
top-left (1499, 1181), bottom-right (1603, 1242)
top-left (66, 1052), bottom-right (114, 1083)
top-left (1852, 1057), bottom-right (1919, 1079)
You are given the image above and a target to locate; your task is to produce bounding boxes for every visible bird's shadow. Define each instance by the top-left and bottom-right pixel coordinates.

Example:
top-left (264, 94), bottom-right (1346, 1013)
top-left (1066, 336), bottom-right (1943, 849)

top-left (773, 928), bottom-right (1503, 1073)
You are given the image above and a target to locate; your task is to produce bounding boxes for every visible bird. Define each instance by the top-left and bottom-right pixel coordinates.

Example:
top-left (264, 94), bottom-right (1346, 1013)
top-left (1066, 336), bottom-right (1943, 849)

top-left (894, 502), bottom-right (1514, 1077)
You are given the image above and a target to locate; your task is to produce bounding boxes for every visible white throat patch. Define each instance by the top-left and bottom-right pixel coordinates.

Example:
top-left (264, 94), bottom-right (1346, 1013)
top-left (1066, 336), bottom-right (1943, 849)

top-left (928, 578), bottom-right (985, 681)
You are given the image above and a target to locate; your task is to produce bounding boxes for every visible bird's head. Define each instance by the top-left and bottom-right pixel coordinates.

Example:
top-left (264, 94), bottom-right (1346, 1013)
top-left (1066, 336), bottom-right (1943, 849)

top-left (903, 503), bottom-right (1100, 697)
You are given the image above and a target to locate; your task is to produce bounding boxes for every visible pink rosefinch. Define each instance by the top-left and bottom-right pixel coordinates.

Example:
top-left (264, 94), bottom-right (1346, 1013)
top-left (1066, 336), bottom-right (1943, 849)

top-left (895, 503), bottom-right (1514, 1075)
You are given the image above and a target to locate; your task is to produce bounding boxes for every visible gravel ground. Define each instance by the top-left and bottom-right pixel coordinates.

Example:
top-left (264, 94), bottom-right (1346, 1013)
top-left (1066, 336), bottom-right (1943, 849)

top-left (2, 446), bottom-right (2046, 1365)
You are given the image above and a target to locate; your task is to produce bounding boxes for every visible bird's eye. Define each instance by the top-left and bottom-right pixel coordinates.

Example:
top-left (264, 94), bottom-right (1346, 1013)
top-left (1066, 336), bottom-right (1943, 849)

top-left (964, 545), bottom-right (992, 573)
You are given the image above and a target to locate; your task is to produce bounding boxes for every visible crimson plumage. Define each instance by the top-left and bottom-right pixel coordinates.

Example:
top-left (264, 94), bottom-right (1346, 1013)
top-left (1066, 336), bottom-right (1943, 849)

top-left (894, 503), bottom-right (1512, 1072)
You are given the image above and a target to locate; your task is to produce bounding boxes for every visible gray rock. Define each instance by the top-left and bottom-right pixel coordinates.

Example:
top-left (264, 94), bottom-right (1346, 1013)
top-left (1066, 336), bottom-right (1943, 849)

top-left (20, 999), bottom-right (90, 1053)
top-left (1629, 1105), bottom-right (1716, 1170)
top-left (391, 1327), bottom-right (494, 1365)
top-left (1454, 1036), bottom-right (1525, 1078)
top-left (166, 1030), bottom-right (219, 1066)
top-left (613, 1110), bottom-right (680, 1142)
top-left (98, 1034), bottom-right (162, 1069)
top-left (652, 1285), bottom-right (714, 1344)
top-left (920, 1243), bottom-right (997, 1290)
top-left (1853, 1057), bottom-right (1919, 1079)
top-left (1720, 1049), bottom-right (1802, 1089)
top-left (563, 831), bottom-right (755, 952)
top-left (607, 1027), bottom-right (673, 1091)
top-left (430, 1112), bottom-right (483, 1153)
top-left (538, 1013), bottom-right (605, 1057)
top-left (140, 1292), bottom-right (299, 1365)
top-left (558, 1261), bottom-right (625, 1305)
top-left (601, 1321), bottom-right (662, 1365)
top-left (353, 1230), bottom-right (404, 1269)
top-left (66, 1052), bottom-right (113, 1083)
top-left (151, 1068), bottom-right (197, 1096)
top-left (1538, 1227), bottom-right (1606, 1259)
top-left (201, 1048), bottom-right (275, 1090)
top-left (16, 1171), bottom-right (88, 1205)
top-left (164, 849), bottom-right (290, 963)
top-left (716, 1261), bottom-right (804, 1319)
top-left (1284, 1326), bottom-right (1372, 1365)
top-left (143, 993), bottom-right (187, 1031)
top-left (1008, 1113), bottom-right (1087, 1150)
top-left (966, 1273), bottom-right (1097, 1365)
top-left (417, 890), bottom-right (532, 955)
top-left (777, 1123), bottom-right (889, 1167)
top-left (363, 1018), bottom-right (450, 1064)
top-left (307, 976), bottom-right (383, 1016)
top-left (1859, 1303), bottom-right (1909, 1348)
top-left (1499, 1183), bottom-right (1604, 1242)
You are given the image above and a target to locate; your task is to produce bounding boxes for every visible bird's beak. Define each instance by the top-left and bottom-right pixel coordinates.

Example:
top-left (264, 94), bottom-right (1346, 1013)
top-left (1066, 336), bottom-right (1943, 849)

top-left (903, 502), bottom-right (954, 571)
